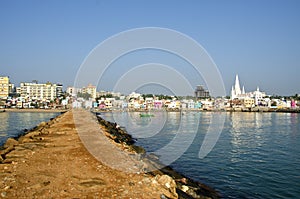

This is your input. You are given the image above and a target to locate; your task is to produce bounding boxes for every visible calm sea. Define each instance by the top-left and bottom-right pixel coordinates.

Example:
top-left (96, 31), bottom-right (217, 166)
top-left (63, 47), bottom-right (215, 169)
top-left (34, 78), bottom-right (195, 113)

top-left (101, 111), bottom-right (300, 199)
top-left (0, 112), bottom-right (60, 146)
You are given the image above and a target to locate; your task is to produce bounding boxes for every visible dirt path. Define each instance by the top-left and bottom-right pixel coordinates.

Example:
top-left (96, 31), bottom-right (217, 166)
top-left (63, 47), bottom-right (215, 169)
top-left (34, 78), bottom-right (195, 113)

top-left (0, 110), bottom-right (177, 198)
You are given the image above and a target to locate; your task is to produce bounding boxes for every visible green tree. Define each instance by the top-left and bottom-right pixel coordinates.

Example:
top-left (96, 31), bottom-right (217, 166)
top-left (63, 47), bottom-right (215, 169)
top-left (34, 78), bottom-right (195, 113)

top-left (77, 92), bottom-right (92, 100)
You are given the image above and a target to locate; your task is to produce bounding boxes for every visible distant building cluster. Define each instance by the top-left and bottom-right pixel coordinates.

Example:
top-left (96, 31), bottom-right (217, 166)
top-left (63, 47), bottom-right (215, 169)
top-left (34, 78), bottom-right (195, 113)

top-left (68, 75), bottom-right (299, 111)
top-left (0, 74), bottom-right (299, 111)
top-left (0, 76), bottom-right (65, 109)
top-left (70, 90), bottom-right (205, 110)
top-left (67, 84), bottom-right (97, 99)
top-left (230, 74), bottom-right (298, 110)
top-left (231, 75), bottom-right (266, 107)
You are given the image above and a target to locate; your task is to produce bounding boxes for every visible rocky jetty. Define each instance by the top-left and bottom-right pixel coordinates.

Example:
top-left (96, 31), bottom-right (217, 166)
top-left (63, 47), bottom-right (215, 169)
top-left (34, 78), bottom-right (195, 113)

top-left (0, 110), bottom-right (220, 198)
top-left (96, 115), bottom-right (220, 199)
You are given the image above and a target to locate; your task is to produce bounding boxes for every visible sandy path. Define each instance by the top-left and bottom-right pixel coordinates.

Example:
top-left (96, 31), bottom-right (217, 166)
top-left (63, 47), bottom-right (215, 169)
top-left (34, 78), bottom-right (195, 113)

top-left (0, 110), bottom-right (176, 198)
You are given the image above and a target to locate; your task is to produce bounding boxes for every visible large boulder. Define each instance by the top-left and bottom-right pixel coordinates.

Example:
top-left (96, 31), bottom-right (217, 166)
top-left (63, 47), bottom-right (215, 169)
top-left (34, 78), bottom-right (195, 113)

top-left (19, 137), bottom-right (33, 143)
top-left (4, 138), bottom-right (18, 149)
top-left (1, 138), bottom-right (19, 157)
top-left (32, 121), bottom-right (48, 131)
top-left (24, 131), bottom-right (41, 138)
top-left (153, 175), bottom-right (178, 199)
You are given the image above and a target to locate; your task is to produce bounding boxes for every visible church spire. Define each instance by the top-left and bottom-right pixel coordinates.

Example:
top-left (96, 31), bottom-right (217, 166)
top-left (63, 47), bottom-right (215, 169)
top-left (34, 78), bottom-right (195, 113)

top-left (231, 86), bottom-right (235, 99)
top-left (234, 74), bottom-right (241, 95)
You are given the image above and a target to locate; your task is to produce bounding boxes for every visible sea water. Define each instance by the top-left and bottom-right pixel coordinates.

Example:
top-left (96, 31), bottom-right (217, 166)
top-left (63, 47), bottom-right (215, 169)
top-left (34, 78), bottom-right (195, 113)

top-left (101, 111), bottom-right (300, 199)
top-left (0, 112), bottom-right (60, 146)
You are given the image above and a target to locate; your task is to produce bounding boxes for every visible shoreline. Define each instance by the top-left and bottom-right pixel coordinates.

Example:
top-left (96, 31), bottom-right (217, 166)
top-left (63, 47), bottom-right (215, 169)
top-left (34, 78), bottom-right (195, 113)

top-left (92, 107), bottom-right (300, 113)
top-left (0, 109), bottom-right (220, 198)
top-left (0, 108), bottom-right (68, 113)
top-left (1, 107), bottom-right (299, 114)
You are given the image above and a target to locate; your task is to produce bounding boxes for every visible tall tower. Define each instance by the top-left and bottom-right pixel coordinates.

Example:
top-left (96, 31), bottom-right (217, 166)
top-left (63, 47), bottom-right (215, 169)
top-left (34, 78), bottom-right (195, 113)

top-left (231, 74), bottom-right (242, 99)
top-left (234, 74), bottom-right (241, 96)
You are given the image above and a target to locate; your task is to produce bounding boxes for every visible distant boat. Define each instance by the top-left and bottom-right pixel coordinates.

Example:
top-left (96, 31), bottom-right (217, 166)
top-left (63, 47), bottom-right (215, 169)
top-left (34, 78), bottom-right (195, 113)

top-left (139, 113), bottom-right (154, 117)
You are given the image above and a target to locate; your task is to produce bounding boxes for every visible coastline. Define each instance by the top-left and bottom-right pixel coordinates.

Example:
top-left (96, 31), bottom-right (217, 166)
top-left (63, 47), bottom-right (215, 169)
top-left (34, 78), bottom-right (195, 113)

top-left (1, 106), bottom-right (299, 114)
top-left (0, 108), bottom-right (68, 113)
top-left (0, 109), bottom-right (220, 198)
top-left (92, 107), bottom-right (300, 113)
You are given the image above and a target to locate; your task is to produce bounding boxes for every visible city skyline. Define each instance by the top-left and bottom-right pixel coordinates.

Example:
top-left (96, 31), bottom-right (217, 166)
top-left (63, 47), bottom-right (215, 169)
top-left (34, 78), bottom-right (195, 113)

top-left (2, 75), bottom-right (299, 98)
top-left (1, 1), bottom-right (300, 96)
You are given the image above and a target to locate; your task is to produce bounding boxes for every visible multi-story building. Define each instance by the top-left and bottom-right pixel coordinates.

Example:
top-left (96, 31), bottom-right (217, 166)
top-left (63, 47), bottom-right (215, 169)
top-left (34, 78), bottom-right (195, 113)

top-left (0, 76), bottom-right (13, 99)
top-left (56, 83), bottom-right (64, 98)
top-left (82, 84), bottom-right (96, 99)
top-left (96, 90), bottom-right (110, 98)
top-left (195, 85), bottom-right (210, 99)
top-left (66, 87), bottom-right (81, 97)
top-left (18, 81), bottom-right (62, 101)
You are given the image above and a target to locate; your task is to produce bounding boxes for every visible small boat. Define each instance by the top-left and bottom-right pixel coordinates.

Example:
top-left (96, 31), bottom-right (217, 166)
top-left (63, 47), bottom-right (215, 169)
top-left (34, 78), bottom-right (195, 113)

top-left (139, 113), bottom-right (154, 117)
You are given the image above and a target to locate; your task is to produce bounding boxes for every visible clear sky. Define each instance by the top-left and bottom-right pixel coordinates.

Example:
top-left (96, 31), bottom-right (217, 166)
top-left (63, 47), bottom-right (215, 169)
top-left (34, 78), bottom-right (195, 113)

top-left (0, 0), bottom-right (299, 96)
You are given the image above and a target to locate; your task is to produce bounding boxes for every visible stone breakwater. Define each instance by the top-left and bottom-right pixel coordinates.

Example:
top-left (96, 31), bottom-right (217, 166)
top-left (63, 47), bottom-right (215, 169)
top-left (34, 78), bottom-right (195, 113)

top-left (0, 110), bottom-right (219, 199)
top-left (96, 115), bottom-right (220, 199)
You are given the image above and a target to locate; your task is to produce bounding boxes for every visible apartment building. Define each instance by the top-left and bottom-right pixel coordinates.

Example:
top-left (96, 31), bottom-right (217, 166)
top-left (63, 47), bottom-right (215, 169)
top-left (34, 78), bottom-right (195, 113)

top-left (18, 81), bottom-right (62, 101)
top-left (67, 87), bottom-right (81, 97)
top-left (0, 76), bottom-right (13, 98)
top-left (195, 85), bottom-right (210, 99)
top-left (82, 84), bottom-right (96, 99)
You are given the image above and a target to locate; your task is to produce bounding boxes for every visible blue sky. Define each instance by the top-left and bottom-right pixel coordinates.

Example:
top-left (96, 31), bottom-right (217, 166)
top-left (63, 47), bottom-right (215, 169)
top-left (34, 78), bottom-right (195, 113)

top-left (0, 0), bottom-right (299, 96)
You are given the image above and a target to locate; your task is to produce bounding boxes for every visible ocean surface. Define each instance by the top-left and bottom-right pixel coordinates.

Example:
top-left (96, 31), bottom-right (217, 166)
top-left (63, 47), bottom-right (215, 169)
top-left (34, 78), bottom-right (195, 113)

top-left (0, 111), bottom-right (60, 146)
top-left (101, 111), bottom-right (300, 199)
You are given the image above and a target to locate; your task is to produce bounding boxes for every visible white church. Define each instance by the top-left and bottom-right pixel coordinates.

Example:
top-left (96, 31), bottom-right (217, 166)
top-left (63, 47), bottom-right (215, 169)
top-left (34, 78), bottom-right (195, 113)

top-left (231, 75), bottom-right (266, 106)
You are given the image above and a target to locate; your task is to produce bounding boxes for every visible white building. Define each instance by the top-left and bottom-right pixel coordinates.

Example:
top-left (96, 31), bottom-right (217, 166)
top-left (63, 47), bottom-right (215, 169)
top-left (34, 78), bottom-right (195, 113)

top-left (231, 74), bottom-right (266, 105)
top-left (67, 87), bottom-right (81, 97)
top-left (17, 81), bottom-right (61, 101)
top-left (231, 75), bottom-right (245, 99)
top-left (251, 87), bottom-right (266, 105)
top-left (127, 92), bottom-right (142, 100)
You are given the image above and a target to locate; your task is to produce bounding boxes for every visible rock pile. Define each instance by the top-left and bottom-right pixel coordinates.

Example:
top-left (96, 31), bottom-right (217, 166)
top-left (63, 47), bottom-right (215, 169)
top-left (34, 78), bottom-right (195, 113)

top-left (97, 116), bottom-right (146, 155)
top-left (96, 114), bottom-right (220, 199)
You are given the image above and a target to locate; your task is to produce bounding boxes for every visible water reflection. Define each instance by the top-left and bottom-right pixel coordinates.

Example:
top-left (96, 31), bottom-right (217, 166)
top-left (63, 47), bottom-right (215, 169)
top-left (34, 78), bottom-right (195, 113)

top-left (101, 111), bottom-right (202, 163)
top-left (105, 111), bottom-right (300, 199)
top-left (106, 111), bottom-right (169, 139)
top-left (0, 112), bottom-right (9, 138)
top-left (157, 112), bottom-right (200, 164)
top-left (229, 112), bottom-right (273, 163)
top-left (290, 113), bottom-right (299, 136)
